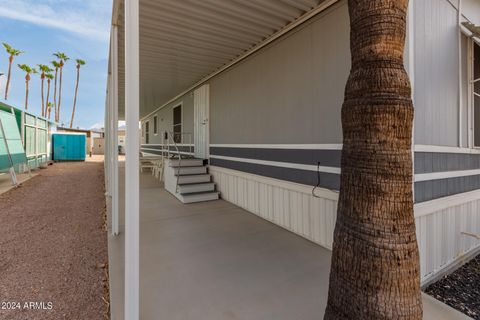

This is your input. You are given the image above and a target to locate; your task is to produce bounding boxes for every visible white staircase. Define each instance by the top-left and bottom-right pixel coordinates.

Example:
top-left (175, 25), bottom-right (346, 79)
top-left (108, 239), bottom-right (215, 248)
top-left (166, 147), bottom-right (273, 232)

top-left (164, 157), bottom-right (219, 204)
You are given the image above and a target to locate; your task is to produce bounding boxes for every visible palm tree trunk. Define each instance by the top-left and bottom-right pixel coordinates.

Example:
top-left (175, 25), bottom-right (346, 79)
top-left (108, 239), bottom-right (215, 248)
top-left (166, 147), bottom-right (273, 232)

top-left (25, 78), bottom-right (29, 111)
top-left (324, 1), bottom-right (422, 319)
top-left (58, 66), bottom-right (63, 122)
top-left (46, 80), bottom-right (51, 118)
top-left (5, 56), bottom-right (13, 100)
top-left (41, 77), bottom-right (45, 117)
top-left (70, 67), bottom-right (81, 128)
top-left (53, 68), bottom-right (58, 122)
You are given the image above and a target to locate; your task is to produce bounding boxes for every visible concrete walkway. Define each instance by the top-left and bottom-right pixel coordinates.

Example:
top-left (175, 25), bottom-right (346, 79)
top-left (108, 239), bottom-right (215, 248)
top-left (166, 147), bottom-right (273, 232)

top-left (108, 164), bottom-right (471, 320)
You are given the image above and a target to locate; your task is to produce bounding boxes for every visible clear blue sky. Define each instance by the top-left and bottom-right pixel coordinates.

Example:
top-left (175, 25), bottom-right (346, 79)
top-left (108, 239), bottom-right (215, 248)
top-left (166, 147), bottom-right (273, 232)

top-left (0, 0), bottom-right (112, 129)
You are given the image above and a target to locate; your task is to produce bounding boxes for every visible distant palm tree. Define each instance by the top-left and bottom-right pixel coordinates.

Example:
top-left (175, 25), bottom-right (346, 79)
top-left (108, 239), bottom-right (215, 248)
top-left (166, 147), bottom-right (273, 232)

top-left (47, 102), bottom-right (54, 119)
top-left (2, 43), bottom-right (23, 100)
top-left (69, 59), bottom-right (86, 128)
top-left (18, 64), bottom-right (37, 111)
top-left (53, 52), bottom-right (69, 122)
top-left (45, 73), bottom-right (54, 119)
top-left (38, 64), bottom-right (53, 117)
top-left (51, 60), bottom-right (61, 121)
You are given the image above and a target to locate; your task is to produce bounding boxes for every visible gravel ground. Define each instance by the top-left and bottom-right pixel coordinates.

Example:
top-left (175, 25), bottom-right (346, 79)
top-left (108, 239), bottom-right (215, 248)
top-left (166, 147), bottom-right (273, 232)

top-left (0, 161), bottom-right (108, 320)
top-left (425, 254), bottom-right (480, 320)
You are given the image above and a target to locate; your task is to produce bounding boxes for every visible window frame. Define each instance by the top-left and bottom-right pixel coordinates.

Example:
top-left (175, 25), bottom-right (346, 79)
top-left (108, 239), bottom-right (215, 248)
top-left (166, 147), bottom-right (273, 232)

top-left (153, 115), bottom-right (158, 135)
top-left (173, 104), bottom-right (182, 144)
top-left (145, 120), bottom-right (150, 144)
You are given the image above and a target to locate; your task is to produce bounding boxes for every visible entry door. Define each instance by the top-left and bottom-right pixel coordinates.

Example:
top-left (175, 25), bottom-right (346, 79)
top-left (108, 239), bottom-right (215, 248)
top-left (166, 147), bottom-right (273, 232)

top-left (194, 84), bottom-right (209, 159)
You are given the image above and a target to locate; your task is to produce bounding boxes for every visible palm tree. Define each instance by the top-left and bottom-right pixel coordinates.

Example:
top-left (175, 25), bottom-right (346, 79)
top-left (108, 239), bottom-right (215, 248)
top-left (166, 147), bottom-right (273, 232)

top-left (324, 1), bottom-right (422, 319)
top-left (53, 52), bottom-right (69, 122)
top-left (45, 73), bottom-right (54, 118)
top-left (17, 64), bottom-right (37, 111)
top-left (38, 64), bottom-right (53, 117)
top-left (69, 59), bottom-right (86, 128)
top-left (47, 102), bottom-right (54, 119)
top-left (2, 43), bottom-right (23, 100)
top-left (51, 60), bottom-right (61, 121)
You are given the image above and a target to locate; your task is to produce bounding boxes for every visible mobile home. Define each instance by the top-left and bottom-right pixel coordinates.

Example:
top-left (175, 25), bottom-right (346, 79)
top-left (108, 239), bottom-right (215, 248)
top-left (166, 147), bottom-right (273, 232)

top-left (104, 0), bottom-right (480, 318)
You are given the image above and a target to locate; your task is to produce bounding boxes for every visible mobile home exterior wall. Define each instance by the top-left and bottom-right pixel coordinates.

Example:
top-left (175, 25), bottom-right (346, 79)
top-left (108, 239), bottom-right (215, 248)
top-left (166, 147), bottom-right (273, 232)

top-left (140, 0), bottom-right (480, 284)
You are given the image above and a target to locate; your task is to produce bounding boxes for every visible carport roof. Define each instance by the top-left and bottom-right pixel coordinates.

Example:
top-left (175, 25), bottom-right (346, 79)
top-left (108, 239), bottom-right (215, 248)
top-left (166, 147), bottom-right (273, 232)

top-left (111, 0), bottom-right (336, 119)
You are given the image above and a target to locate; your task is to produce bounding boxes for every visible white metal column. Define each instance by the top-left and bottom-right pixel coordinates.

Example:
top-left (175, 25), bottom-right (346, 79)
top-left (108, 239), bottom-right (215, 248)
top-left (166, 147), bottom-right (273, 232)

top-left (112, 25), bottom-right (119, 236)
top-left (105, 73), bottom-right (111, 196)
top-left (125, 0), bottom-right (140, 319)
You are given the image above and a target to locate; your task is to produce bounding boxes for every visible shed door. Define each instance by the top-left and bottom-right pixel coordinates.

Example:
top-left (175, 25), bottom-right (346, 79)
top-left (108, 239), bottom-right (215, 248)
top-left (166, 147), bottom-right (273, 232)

top-left (194, 84), bottom-right (209, 159)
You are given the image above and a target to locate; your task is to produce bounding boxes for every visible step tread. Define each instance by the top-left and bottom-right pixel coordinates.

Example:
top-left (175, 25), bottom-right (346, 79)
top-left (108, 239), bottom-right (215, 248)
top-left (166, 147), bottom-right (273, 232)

top-left (177, 191), bottom-right (219, 204)
top-left (178, 182), bottom-right (214, 187)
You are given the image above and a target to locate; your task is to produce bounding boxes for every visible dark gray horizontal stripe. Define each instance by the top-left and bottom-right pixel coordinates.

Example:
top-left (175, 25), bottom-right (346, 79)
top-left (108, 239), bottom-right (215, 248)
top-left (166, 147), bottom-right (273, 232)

top-left (210, 158), bottom-right (340, 190)
top-left (415, 152), bottom-right (480, 174)
top-left (141, 145), bottom-right (193, 153)
top-left (210, 147), bottom-right (341, 167)
top-left (415, 175), bottom-right (480, 203)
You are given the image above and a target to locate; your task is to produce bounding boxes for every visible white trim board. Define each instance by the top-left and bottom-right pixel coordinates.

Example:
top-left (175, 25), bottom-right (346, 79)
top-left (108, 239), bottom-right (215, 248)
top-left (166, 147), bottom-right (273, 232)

top-left (209, 154), bottom-right (341, 175)
top-left (415, 169), bottom-right (480, 182)
top-left (415, 188), bottom-right (480, 218)
top-left (414, 144), bottom-right (480, 154)
top-left (210, 143), bottom-right (343, 150)
top-left (211, 144), bottom-right (480, 153)
top-left (141, 143), bottom-right (194, 147)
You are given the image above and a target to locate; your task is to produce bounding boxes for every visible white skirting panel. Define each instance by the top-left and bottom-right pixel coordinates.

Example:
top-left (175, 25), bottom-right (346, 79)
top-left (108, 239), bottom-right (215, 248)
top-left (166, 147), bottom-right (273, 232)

top-left (209, 165), bottom-right (480, 283)
top-left (415, 191), bottom-right (480, 284)
top-left (210, 166), bottom-right (338, 250)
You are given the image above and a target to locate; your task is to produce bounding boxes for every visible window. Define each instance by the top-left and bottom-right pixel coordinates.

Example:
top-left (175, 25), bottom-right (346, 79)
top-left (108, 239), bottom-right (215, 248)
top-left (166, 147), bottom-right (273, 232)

top-left (153, 115), bottom-right (158, 135)
top-left (145, 121), bottom-right (150, 144)
top-left (173, 105), bottom-right (182, 143)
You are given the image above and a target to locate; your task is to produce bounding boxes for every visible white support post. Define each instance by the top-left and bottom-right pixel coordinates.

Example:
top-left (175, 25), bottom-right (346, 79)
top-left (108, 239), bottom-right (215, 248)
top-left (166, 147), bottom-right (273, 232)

top-left (105, 75), bottom-right (110, 196)
top-left (125, 0), bottom-right (140, 319)
top-left (112, 25), bottom-right (119, 236)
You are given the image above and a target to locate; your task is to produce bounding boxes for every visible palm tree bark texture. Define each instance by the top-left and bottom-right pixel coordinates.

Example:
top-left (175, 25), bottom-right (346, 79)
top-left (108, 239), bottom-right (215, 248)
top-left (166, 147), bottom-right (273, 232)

top-left (324, 1), bottom-right (422, 319)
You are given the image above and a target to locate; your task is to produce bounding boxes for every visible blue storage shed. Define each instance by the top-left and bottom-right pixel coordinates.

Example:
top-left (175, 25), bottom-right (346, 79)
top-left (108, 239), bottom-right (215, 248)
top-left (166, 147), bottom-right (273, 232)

top-left (52, 133), bottom-right (86, 161)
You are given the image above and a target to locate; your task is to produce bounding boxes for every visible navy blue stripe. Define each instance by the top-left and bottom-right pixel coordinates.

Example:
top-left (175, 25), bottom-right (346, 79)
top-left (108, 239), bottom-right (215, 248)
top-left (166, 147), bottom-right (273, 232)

top-left (210, 158), bottom-right (340, 191)
top-left (210, 147), bottom-right (341, 167)
top-left (414, 175), bottom-right (480, 203)
top-left (415, 152), bottom-right (480, 174)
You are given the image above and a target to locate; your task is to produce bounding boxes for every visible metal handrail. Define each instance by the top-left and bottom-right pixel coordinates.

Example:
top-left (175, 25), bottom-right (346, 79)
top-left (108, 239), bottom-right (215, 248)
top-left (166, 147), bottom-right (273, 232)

top-left (166, 131), bottom-right (182, 193)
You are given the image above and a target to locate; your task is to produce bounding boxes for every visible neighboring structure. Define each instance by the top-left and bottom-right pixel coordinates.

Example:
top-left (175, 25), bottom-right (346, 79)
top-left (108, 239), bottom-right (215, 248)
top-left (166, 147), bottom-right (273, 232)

top-left (104, 0), bottom-right (480, 318)
top-left (0, 101), bottom-right (56, 169)
top-left (93, 137), bottom-right (105, 155)
top-left (118, 127), bottom-right (125, 154)
top-left (57, 127), bottom-right (104, 156)
top-left (52, 132), bottom-right (87, 161)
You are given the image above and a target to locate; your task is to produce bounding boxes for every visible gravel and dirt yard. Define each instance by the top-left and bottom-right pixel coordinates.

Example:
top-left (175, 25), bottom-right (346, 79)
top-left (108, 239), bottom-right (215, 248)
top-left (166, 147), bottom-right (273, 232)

top-left (425, 254), bottom-right (480, 320)
top-left (0, 159), bottom-right (109, 320)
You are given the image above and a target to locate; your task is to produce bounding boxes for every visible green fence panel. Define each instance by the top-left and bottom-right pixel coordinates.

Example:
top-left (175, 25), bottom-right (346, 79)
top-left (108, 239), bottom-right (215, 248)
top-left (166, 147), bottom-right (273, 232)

top-left (25, 126), bottom-right (36, 156)
top-left (37, 119), bottom-right (47, 129)
top-left (25, 114), bottom-right (36, 126)
top-left (37, 129), bottom-right (47, 154)
top-left (0, 110), bottom-right (27, 170)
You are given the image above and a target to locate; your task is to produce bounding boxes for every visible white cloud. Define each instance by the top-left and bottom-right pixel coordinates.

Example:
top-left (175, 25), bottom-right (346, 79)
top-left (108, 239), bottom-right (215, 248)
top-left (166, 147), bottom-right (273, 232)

top-left (89, 122), bottom-right (104, 130)
top-left (0, 0), bottom-right (111, 42)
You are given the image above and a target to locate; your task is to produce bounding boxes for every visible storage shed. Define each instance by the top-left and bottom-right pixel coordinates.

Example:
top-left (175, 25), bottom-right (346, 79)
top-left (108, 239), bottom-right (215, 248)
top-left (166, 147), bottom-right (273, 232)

top-left (52, 133), bottom-right (87, 161)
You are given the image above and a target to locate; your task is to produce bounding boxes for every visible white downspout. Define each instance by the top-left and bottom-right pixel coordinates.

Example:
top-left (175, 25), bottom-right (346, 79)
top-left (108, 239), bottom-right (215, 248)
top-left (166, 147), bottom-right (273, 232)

top-left (458, 0), bottom-right (463, 147)
top-left (112, 25), bottom-right (119, 236)
top-left (124, 0), bottom-right (140, 319)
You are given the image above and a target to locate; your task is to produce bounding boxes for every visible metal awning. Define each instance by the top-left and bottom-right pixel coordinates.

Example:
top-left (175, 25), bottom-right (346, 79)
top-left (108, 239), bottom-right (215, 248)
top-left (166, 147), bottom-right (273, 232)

top-left (112, 0), bottom-right (334, 119)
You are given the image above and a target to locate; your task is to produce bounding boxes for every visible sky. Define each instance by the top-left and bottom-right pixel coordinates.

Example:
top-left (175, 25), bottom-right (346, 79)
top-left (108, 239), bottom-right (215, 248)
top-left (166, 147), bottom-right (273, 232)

top-left (0, 0), bottom-right (112, 129)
